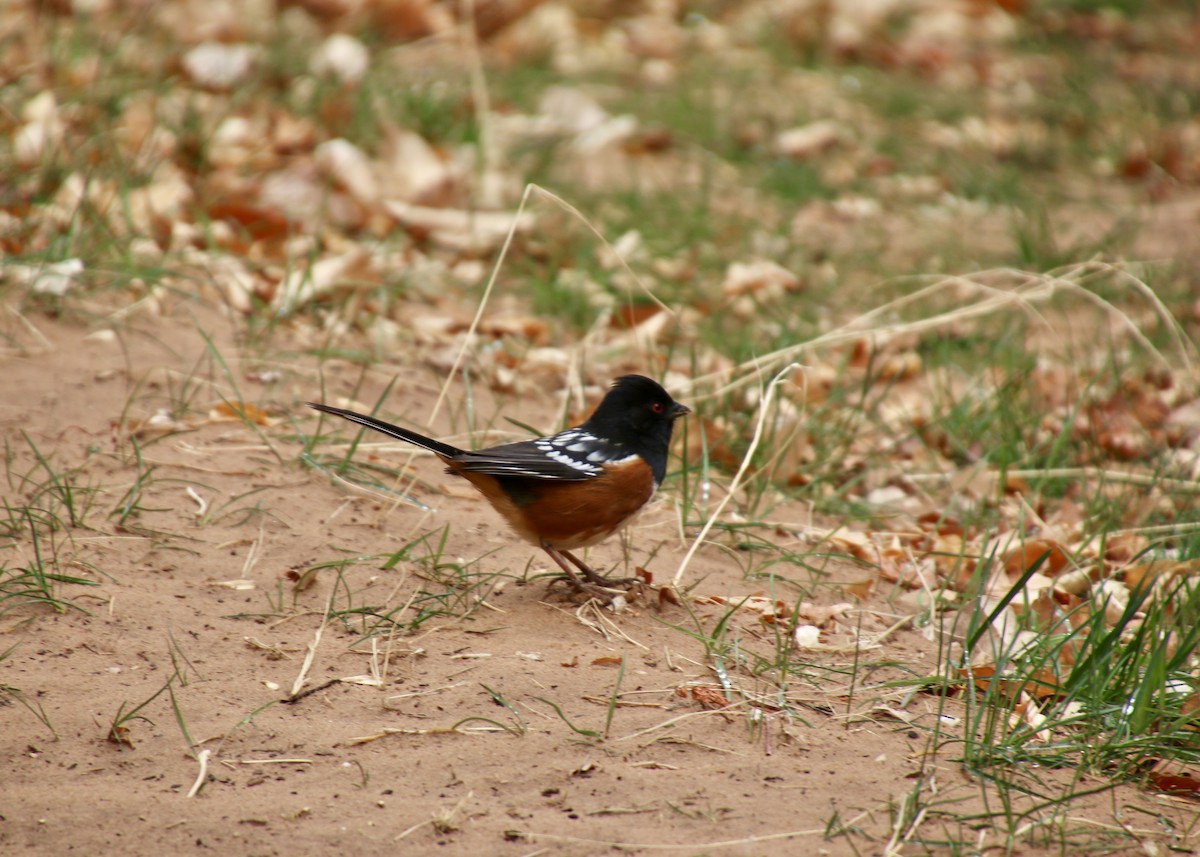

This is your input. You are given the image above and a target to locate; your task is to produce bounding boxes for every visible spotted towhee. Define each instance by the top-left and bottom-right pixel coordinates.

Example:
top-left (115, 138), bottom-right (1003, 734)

top-left (309, 375), bottom-right (690, 598)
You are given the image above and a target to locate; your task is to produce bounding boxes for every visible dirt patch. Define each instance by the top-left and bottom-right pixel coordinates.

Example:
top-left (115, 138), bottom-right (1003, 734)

top-left (0, 307), bottom-right (1192, 856)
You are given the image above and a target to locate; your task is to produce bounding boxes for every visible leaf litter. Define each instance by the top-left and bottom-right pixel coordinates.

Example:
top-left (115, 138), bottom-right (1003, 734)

top-left (3, 0), bottom-right (1200, 854)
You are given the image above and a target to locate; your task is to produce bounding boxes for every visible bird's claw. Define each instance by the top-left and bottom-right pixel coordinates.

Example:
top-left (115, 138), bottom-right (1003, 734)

top-left (547, 574), bottom-right (641, 605)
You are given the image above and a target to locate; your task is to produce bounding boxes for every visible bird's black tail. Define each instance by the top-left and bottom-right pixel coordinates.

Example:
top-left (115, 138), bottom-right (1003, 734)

top-left (308, 403), bottom-right (463, 459)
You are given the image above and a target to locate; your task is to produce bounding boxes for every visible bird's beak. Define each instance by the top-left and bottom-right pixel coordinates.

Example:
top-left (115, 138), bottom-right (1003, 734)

top-left (671, 402), bottom-right (691, 419)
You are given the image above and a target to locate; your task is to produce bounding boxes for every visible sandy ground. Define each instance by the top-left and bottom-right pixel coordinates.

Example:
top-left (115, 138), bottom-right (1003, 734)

top-left (1, 305), bottom-right (1194, 856)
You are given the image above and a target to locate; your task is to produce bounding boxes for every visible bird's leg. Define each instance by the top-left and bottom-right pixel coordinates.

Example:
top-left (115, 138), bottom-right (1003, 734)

top-left (541, 544), bottom-right (635, 600)
top-left (557, 548), bottom-right (637, 588)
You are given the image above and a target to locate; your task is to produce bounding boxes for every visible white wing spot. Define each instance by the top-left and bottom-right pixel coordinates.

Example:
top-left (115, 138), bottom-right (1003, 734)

top-left (545, 448), bottom-right (600, 474)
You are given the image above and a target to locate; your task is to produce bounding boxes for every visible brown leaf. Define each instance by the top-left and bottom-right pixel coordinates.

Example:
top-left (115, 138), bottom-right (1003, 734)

top-left (210, 401), bottom-right (274, 426)
top-left (1146, 769), bottom-right (1200, 796)
top-left (475, 316), bottom-right (550, 343)
top-left (1003, 474), bottom-right (1031, 495)
top-left (657, 585), bottom-right (681, 608)
top-left (796, 601), bottom-right (853, 628)
top-left (695, 593), bottom-right (790, 623)
top-left (207, 201), bottom-right (292, 246)
top-left (917, 512), bottom-right (965, 537)
top-left (843, 578), bottom-right (875, 600)
top-left (610, 303), bottom-right (662, 329)
top-left (107, 723), bottom-right (134, 749)
top-left (1103, 532), bottom-right (1150, 564)
top-left (1053, 566), bottom-right (1097, 597)
top-left (1118, 556), bottom-right (1195, 590)
top-left (959, 664), bottom-right (1063, 701)
top-left (677, 685), bottom-right (728, 710)
top-left (622, 126), bottom-right (674, 155)
top-left (876, 351), bottom-right (922, 382)
top-left (1001, 540), bottom-right (1070, 578)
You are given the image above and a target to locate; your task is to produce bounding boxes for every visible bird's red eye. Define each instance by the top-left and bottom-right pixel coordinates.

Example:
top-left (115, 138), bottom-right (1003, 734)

top-left (651, 402), bottom-right (664, 414)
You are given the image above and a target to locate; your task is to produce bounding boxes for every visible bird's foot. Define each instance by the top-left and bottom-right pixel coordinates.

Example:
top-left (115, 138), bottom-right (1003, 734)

top-left (578, 566), bottom-right (638, 590)
top-left (547, 573), bottom-right (641, 605)
top-left (542, 546), bottom-right (642, 604)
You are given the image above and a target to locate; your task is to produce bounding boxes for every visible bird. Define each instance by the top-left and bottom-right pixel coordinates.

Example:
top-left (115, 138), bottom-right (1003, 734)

top-left (308, 374), bottom-right (690, 599)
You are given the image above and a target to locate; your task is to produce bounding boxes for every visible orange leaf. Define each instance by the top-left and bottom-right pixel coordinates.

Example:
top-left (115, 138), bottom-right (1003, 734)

top-left (917, 512), bottom-right (965, 537)
top-left (610, 303), bottom-right (662, 329)
top-left (1122, 559), bottom-right (1198, 593)
top-left (1001, 540), bottom-right (1070, 578)
top-left (959, 664), bottom-right (1063, 701)
top-left (1147, 770), bottom-right (1200, 796)
top-left (678, 685), bottom-right (728, 710)
top-left (207, 201), bottom-right (292, 244)
top-left (657, 585), bottom-right (681, 607)
top-left (211, 401), bottom-right (273, 426)
top-left (843, 578), bottom-right (875, 600)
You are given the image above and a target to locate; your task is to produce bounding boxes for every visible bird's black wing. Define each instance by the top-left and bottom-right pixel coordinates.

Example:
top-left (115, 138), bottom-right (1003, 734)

top-left (454, 429), bottom-right (632, 481)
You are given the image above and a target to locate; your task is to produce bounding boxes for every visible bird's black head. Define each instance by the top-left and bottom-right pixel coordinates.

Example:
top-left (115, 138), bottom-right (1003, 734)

top-left (584, 375), bottom-right (689, 480)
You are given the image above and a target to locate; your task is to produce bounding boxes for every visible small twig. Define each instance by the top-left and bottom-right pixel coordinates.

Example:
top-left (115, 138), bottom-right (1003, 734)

top-left (288, 594), bottom-right (334, 698)
top-left (240, 523), bottom-right (265, 579)
top-left (342, 722), bottom-right (510, 746)
top-left (619, 699), bottom-right (760, 743)
top-left (186, 486), bottom-right (208, 519)
top-left (186, 749), bottom-right (211, 798)
top-left (281, 678), bottom-right (340, 705)
top-left (581, 696), bottom-right (665, 709)
top-left (394, 818), bottom-right (433, 842)
top-left (523, 824), bottom-right (834, 851)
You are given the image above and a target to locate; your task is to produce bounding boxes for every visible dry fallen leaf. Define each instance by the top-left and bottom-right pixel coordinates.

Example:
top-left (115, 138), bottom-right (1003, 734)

top-left (315, 138), bottom-right (378, 204)
top-left (209, 401), bottom-right (275, 427)
top-left (182, 42), bottom-right (259, 90)
top-left (676, 684), bottom-right (728, 710)
top-left (207, 579), bottom-right (256, 591)
top-left (695, 593), bottom-right (790, 624)
top-left (122, 409), bottom-right (190, 439)
top-left (721, 260), bottom-right (801, 299)
top-left (310, 33), bottom-right (369, 84)
top-left (41, 259), bottom-right (87, 296)
top-left (774, 120), bottom-right (844, 159)
top-left (383, 201), bottom-right (534, 252)
top-left (1147, 767), bottom-right (1200, 797)
top-left (999, 539), bottom-right (1072, 578)
top-left (959, 664), bottom-right (1063, 701)
top-left (1122, 559), bottom-right (1199, 593)
top-left (15, 91), bottom-right (64, 166)
top-left (271, 248), bottom-right (372, 315)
